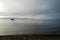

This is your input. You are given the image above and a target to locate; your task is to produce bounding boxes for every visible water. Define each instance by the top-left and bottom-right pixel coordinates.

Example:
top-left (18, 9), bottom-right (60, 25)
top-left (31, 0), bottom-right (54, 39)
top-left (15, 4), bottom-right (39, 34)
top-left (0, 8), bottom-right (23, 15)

top-left (0, 19), bottom-right (60, 35)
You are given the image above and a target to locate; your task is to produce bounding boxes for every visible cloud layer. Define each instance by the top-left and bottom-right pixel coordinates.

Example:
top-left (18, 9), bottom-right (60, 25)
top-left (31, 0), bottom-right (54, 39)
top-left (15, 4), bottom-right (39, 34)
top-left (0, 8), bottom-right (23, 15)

top-left (0, 0), bottom-right (60, 19)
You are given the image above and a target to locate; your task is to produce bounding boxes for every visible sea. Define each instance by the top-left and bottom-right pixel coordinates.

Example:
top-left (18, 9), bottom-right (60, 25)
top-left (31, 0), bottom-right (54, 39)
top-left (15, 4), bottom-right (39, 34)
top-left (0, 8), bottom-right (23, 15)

top-left (0, 19), bottom-right (60, 35)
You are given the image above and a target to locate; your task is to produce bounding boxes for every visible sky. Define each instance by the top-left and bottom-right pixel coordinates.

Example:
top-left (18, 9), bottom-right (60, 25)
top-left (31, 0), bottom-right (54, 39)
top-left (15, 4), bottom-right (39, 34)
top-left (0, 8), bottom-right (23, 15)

top-left (0, 0), bottom-right (60, 19)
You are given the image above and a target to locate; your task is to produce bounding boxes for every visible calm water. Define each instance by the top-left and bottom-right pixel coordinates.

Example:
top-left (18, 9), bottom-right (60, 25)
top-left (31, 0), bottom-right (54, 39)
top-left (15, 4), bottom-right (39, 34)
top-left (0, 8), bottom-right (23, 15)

top-left (0, 19), bottom-right (60, 35)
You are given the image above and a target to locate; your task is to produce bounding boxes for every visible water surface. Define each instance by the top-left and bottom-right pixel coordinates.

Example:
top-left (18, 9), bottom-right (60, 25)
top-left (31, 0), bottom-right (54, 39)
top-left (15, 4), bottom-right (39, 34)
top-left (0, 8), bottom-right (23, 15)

top-left (0, 19), bottom-right (60, 35)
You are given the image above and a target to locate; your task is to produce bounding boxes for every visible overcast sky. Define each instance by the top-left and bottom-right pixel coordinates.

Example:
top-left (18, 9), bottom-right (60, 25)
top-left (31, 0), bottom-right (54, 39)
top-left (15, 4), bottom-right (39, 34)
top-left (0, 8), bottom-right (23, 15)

top-left (0, 0), bottom-right (60, 19)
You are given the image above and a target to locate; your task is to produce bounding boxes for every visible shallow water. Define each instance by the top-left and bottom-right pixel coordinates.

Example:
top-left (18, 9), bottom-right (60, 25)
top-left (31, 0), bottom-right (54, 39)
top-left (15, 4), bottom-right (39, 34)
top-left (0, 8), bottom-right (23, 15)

top-left (0, 19), bottom-right (60, 35)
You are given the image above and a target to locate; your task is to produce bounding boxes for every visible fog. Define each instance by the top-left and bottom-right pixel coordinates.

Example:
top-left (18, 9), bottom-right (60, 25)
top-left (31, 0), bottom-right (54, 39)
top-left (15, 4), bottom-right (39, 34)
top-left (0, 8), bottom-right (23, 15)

top-left (0, 0), bottom-right (60, 35)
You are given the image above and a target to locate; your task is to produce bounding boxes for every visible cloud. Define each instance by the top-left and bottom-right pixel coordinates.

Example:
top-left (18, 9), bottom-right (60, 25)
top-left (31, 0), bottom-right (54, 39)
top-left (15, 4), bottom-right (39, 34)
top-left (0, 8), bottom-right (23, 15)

top-left (0, 0), bottom-right (60, 19)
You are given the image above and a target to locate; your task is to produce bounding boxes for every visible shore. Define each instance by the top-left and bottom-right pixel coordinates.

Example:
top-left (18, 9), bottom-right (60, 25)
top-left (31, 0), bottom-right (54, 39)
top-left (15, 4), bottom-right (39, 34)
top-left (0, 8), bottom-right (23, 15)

top-left (0, 34), bottom-right (60, 40)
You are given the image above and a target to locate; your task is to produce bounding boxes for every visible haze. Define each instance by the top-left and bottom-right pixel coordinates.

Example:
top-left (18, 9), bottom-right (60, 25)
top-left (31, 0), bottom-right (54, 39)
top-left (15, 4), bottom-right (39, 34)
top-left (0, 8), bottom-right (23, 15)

top-left (0, 0), bottom-right (60, 35)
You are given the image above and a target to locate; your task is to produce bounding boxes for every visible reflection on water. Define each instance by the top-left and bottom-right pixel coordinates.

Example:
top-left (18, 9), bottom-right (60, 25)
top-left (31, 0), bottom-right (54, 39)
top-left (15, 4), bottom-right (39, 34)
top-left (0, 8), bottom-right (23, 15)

top-left (0, 19), bottom-right (60, 35)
